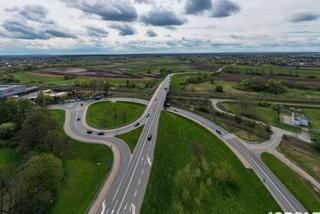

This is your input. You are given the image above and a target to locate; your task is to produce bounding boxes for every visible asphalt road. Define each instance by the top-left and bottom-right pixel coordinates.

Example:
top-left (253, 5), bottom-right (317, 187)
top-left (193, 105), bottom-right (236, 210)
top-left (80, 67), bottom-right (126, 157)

top-left (100, 75), bottom-right (172, 214)
top-left (168, 107), bottom-right (307, 213)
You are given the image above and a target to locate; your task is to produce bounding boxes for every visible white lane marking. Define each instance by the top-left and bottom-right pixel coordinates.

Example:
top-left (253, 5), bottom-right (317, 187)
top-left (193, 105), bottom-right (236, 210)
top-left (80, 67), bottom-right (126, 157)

top-left (100, 200), bottom-right (106, 214)
top-left (144, 160), bottom-right (146, 166)
top-left (130, 204), bottom-right (136, 214)
top-left (147, 155), bottom-right (152, 166)
top-left (141, 169), bottom-right (144, 175)
top-left (134, 190), bottom-right (138, 198)
top-left (106, 208), bottom-right (109, 214)
top-left (142, 156), bottom-right (144, 161)
top-left (138, 178), bottom-right (141, 185)
top-left (124, 203), bottom-right (128, 210)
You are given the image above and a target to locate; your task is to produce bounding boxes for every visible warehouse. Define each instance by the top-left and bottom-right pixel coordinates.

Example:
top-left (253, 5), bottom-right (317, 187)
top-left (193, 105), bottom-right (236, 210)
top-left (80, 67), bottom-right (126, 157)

top-left (0, 85), bottom-right (27, 98)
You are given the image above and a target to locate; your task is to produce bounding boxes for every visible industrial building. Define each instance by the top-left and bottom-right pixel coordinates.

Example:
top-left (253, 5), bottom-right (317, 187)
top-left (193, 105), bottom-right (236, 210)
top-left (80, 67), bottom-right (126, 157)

top-left (0, 85), bottom-right (39, 98)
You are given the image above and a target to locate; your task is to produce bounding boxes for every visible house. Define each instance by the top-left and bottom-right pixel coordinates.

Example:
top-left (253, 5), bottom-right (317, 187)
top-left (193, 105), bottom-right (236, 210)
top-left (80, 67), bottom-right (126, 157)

top-left (292, 112), bottom-right (309, 127)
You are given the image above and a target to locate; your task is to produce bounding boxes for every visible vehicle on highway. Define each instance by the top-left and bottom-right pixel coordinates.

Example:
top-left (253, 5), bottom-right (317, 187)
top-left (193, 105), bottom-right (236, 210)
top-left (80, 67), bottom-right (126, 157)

top-left (147, 134), bottom-right (152, 141)
top-left (97, 131), bottom-right (105, 136)
top-left (164, 86), bottom-right (168, 91)
top-left (216, 129), bottom-right (222, 135)
top-left (94, 96), bottom-right (102, 100)
top-left (77, 118), bottom-right (81, 121)
top-left (135, 122), bottom-right (140, 127)
top-left (146, 113), bottom-right (150, 118)
top-left (81, 103), bottom-right (84, 106)
top-left (86, 130), bottom-right (93, 134)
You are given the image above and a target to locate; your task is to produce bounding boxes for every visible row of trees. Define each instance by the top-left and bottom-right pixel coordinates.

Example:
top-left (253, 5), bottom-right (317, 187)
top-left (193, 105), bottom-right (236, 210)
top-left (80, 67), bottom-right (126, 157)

top-left (239, 77), bottom-right (286, 94)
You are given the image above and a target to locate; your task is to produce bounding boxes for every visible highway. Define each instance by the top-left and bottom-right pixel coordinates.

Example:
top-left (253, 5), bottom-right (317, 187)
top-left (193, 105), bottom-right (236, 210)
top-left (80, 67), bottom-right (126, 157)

top-left (99, 75), bottom-right (172, 214)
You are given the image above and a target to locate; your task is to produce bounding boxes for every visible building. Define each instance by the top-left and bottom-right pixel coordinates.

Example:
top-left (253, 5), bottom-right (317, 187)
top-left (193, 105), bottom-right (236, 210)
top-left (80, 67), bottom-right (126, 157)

top-left (292, 112), bottom-right (309, 127)
top-left (0, 85), bottom-right (27, 98)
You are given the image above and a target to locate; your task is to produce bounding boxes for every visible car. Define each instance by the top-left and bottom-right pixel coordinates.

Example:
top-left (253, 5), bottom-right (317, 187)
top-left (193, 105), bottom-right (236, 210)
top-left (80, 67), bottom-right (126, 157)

top-left (86, 130), bottom-right (93, 134)
top-left (146, 113), bottom-right (150, 118)
top-left (135, 122), bottom-right (140, 127)
top-left (81, 103), bottom-right (84, 106)
top-left (147, 134), bottom-right (152, 141)
top-left (97, 131), bottom-right (105, 136)
top-left (77, 118), bottom-right (81, 121)
top-left (216, 130), bottom-right (222, 135)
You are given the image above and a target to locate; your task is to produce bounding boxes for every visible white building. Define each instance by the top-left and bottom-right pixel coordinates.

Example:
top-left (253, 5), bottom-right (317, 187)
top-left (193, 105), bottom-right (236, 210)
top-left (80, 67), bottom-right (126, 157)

top-left (0, 85), bottom-right (27, 98)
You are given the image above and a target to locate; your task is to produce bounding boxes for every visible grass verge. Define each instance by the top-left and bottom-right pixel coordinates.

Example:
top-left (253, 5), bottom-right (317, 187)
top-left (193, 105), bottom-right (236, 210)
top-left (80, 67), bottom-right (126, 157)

top-left (117, 126), bottom-right (144, 152)
top-left (261, 153), bottom-right (320, 212)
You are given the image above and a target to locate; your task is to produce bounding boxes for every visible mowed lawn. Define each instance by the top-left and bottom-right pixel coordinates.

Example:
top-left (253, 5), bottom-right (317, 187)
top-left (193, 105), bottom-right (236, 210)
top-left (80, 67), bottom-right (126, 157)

top-left (117, 126), bottom-right (144, 152)
top-left (142, 112), bottom-right (280, 213)
top-left (262, 153), bottom-right (320, 212)
top-left (48, 110), bottom-right (113, 214)
top-left (86, 101), bottom-right (145, 129)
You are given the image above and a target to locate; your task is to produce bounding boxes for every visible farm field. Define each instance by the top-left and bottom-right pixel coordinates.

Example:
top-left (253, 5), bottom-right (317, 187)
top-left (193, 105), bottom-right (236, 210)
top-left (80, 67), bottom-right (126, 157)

top-left (142, 112), bottom-right (280, 213)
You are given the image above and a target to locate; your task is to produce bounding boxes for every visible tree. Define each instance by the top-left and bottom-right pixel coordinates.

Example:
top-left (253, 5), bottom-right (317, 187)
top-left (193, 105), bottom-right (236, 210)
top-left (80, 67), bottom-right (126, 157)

top-left (12, 154), bottom-right (63, 214)
top-left (215, 85), bottom-right (224, 92)
top-left (19, 109), bottom-right (67, 157)
top-left (103, 81), bottom-right (111, 95)
top-left (90, 79), bottom-right (97, 95)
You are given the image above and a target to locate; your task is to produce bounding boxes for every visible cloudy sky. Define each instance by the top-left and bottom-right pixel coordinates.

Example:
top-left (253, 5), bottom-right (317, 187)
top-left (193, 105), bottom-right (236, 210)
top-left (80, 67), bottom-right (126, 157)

top-left (0, 0), bottom-right (319, 55)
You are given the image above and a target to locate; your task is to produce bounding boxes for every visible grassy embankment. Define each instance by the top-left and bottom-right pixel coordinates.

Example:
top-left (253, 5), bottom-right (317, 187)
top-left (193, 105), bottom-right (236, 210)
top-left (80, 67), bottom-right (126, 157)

top-left (86, 101), bottom-right (145, 129)
top-left (142, 112), bottom-right (280, 213)
top-left (48, 110), bottom-right (113, 214)
top-left (262, 153), bottom-right (320, 212)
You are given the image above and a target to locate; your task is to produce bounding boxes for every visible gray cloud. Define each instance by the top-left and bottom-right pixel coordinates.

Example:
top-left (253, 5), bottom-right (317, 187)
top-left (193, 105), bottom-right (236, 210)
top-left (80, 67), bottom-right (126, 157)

top-left (185, 0), bottom-right (212, 15)
top-left (1, 20), bottom-right (75, 40)
top-left (211, 0), bottom-right (240, 18)
top-left (64, 0), bottom-right (137, 22)
top-left (289, 12), bottom-right (319, 22)
top-left (19, 5), bottom-right (51, 23)
top-left (145, 29), bottom-right (157, 37)
top-left (111, 23), bottom-right (136, 36)
top-left (86, 26), bottom-right (109, 37)
top-left (141, 8), bottom-right (186, 26)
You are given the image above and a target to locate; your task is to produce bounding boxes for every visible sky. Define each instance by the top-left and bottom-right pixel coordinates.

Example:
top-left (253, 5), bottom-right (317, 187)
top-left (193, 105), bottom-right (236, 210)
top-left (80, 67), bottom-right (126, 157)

top-left (0, 0), bottom-right (319, 55)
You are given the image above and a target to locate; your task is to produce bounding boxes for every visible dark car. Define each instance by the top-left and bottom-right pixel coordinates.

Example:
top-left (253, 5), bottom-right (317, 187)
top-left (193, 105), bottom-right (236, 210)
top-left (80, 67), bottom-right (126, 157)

top-left (216, 130), bottom-right (222, 135)
top-left (86, 130), bottom-right (93, 134)
top-left (94, 96), bottom-right (101, 101)
top-left (147, 134), bottom-right (152, 141)
top-left (97, 131), bottom-right (105, 136)
top-left (81, 103), bottom-right (84, 106)
top-left (146, 113), bottom-right (150, 118)
top-left (77, 118), bottom-right (81, 121)
top-left (135, 122), bottom-right (140, 127)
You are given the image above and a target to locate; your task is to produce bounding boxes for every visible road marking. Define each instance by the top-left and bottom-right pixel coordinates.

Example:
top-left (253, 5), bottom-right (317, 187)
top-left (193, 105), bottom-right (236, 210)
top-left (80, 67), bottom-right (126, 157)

top-left (124, 203), bottom-right (128, 210)
top-left (100, 200), bottom-right (106, 214)
top-left (144, 160), bottom-right (146, 166)
top-left (130, 204), bottom-right (136, 214)
top-left (134, 190), bottom-right (138, 198)
top-left (142, 156), bottom-right (144, 161)
top-left (141, 169), bottom-right (144, 175)
top-left (147, 155), bottom-right (152, 166)
top-left (138, 178), bottom-right (141, 185)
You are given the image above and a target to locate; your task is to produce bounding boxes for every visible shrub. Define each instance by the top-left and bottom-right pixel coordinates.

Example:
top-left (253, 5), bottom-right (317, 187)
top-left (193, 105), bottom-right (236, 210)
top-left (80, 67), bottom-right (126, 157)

top-left (215, 85), bottom-right (224, 92)
top-left (0, 122), bottom-right (15, 140)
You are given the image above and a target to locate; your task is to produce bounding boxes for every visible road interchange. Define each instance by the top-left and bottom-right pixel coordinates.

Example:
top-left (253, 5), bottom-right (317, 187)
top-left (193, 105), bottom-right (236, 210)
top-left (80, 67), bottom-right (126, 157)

top-left (50, 73), bottom-right (310, 213)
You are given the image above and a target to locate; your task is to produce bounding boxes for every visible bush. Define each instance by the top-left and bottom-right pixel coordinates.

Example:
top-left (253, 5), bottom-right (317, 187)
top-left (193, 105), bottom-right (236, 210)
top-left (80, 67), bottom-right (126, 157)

top-left (215, 85), bottom-right (224, 92)
top-left (240, 77), bottom-right (286, 94)
top-left (0, 122), bottom-right (15, 140)
top-left (12, 153), bottom-right (63, 214)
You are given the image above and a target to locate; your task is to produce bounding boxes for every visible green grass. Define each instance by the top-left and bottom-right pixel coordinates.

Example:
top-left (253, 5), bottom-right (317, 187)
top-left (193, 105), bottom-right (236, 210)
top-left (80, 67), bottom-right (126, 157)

top-left (278, 136), bottom-right (320, 183)
top-left (261, 153), bottom-right (320, 212)
top-left (117, 126), bottom-right (144, 152)
top-left (219, 101), bottom-right (301, 133)
top-left (86, 101), bottom-right (145, 129)
top-left (48, 110), bottom-right (113, 214)
top-left (142, 112), bottom-right (280, 213)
